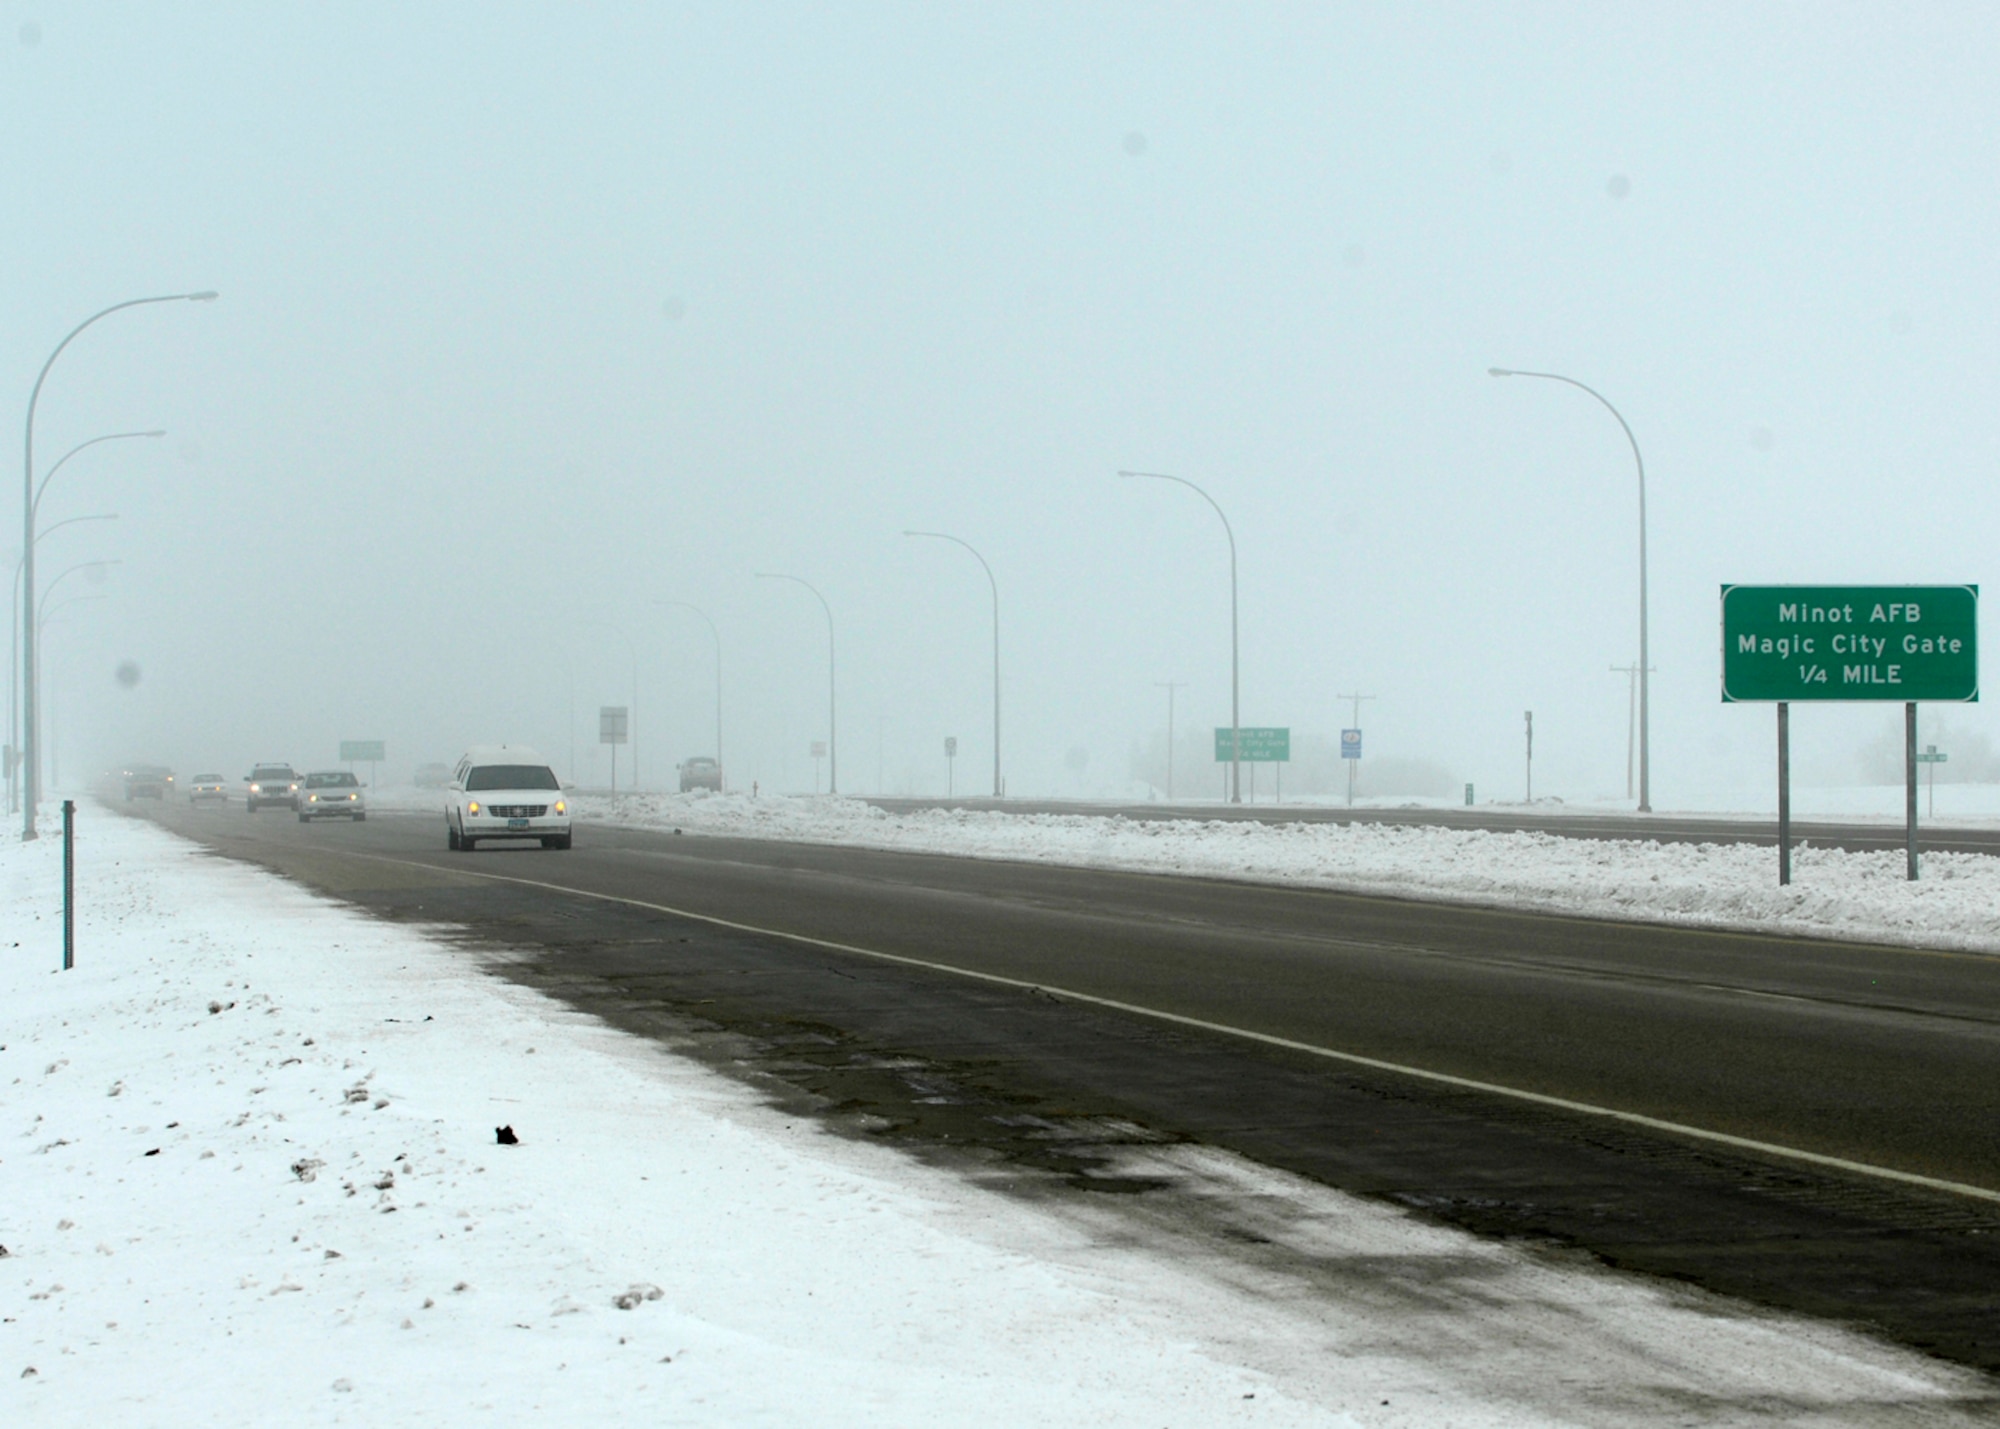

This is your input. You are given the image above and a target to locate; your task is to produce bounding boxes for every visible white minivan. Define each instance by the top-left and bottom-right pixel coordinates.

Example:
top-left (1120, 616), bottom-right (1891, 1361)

top-left (446, 746), bottom-right (571, 851)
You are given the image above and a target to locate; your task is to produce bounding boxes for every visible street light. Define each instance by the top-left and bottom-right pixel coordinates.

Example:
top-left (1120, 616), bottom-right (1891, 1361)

top-left (657, 601), bottom-right (723, 791)
top-left (756, 572), bottom-right (837, 794)
top-left (9, 512), bottom-right (118, 813)
top-left (13, 424), bottom-right (162, 812)
top-left (902, 530), bottom-right (1001, 798)
top-left (1489, 367), bottom-right (1652, 812)
top-left (1119, 469), bottom-right (1242, 803)
top-left (22, 291), bottom-right (215, 838)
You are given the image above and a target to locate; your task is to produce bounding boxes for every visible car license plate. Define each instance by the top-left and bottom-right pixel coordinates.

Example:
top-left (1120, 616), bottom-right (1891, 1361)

top-left (507, 817), bottom-right (529, 829)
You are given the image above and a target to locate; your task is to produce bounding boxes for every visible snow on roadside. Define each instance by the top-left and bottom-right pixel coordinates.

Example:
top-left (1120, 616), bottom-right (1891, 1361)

top-left (13, 807), bottom-right (1988, 1423)
top-left (562, 790), bottom-right (2000, 953)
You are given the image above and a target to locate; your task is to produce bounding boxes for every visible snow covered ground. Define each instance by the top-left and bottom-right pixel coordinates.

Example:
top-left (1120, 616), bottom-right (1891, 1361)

top-left (3, 809), bottom-right (1995, 1425)
top-left (515, 789), bottom-right (2000, 955)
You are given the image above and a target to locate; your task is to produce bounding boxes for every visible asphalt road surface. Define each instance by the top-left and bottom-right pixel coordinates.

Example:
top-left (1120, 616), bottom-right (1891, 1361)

top-left (125, 797), bottom-right (2000, 1382)
top-left (868, 795), bottom-right (2000, 856)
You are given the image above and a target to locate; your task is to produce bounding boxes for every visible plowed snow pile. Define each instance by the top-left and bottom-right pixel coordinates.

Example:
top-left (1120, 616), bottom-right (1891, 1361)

top-left (575, 791), bottom-right (2000, 952)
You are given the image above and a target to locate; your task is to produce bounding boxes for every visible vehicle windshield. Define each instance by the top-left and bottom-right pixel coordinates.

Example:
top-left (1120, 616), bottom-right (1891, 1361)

top-left (466, 764), bottom-right (560, 792)
top-left (193, 774), bottom-right (222, 783)
top-left (305, 772), bottom-right (359, 788)
top-left (250, 769), bottom-right (294, 781)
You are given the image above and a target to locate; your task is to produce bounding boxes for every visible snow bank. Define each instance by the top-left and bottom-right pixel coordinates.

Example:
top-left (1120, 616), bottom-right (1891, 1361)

top-left (7, 809), bottom-right (1986, 1423)
top-left (574, 791), bottom-right (2000, 953)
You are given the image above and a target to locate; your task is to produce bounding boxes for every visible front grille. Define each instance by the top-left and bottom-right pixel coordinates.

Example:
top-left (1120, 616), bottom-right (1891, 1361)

top-left (486, 804), bottom-right (547, 818)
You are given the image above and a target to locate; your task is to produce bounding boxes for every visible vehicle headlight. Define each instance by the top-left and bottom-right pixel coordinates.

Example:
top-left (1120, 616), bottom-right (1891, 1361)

top-left (347, 793), bottom-right (356, 801)
top-left (250, 784), bottom-right (261, 793)
top-left (467, 800), bottom-right (480, 815)
top-left (308, 794), bottom-right (318, 802)
top-left (554, 800), bottom-right (566, 815)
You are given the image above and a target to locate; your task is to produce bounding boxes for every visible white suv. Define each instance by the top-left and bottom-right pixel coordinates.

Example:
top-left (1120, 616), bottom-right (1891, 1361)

top-left (447, 746), bottom-right (571, 851)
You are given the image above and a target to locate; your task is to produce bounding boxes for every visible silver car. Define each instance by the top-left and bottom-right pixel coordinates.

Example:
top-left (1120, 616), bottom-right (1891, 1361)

top-left (298, 770), bottom-right (367, 822)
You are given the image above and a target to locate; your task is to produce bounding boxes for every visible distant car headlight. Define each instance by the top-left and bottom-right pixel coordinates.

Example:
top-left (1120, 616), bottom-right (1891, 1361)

top-left (467, 800), bottom-right (480, 815)
top-left (347, 793), bottom-right (357, 801)
top-left (250, 783), bottom-right (262, 793)
top-left (554, 800), bottom-right (566, 815)
top-left (308, 794), bottom-right (318, 802)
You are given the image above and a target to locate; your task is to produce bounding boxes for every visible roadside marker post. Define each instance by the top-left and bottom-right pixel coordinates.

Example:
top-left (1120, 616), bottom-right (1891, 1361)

top-left (1722, 585), bottom-right (1978, 884)
top-left (62, 799), bottom-right (75, 971)
top-left (600, 706), bottom-right (630, 795)
top-left (1917, 744), bottom-right (1948, 818)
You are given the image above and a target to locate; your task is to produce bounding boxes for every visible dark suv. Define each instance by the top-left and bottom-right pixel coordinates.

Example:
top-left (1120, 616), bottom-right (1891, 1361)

top-left (245, 764), bottom-right (302, 813)
top-left (122, 765), bottom-right (173, 800)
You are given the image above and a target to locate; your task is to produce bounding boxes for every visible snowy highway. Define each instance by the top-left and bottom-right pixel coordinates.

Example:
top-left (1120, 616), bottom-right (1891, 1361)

top-left (127, 796), bottom-right (2000, 1380)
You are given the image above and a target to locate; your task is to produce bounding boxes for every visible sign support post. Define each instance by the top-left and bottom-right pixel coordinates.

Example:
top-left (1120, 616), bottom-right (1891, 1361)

top-left (1777, 702), bottom-right (1791, 887)
top-left (61, 798), bottom-right (74, 971)
top-left (1906, 701), bottom-right (1919, 881)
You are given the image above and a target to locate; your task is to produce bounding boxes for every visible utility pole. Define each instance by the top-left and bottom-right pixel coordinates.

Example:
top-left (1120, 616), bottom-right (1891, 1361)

top-left (1337, 691), bottom-right (1376, 807)
top-left (1155, 681), bottom-right (1187, 799)
top-left (1608, 663), bottom-right (1654, 802)
top-left (1524, 710), bottom-right (1534, 803)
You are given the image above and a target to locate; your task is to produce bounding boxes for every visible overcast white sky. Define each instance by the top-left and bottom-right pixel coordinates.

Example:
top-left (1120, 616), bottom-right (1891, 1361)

top-left (7, 4), bottom-right (1998, 800)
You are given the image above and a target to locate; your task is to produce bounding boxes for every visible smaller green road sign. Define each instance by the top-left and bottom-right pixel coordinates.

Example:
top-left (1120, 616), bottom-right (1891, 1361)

top-left (339, 740), bottom-right (386, 762)
top-left (1214, 727), bottom-right (1290, 762)
top-left (1721, 585), bottom-right (1978, 702)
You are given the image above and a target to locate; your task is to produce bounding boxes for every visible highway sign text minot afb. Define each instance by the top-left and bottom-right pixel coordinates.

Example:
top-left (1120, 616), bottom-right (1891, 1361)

top-left (1214, 727), bottom-right (1290, 762)
top-left (1720, 585), bottom-right (1977, 702)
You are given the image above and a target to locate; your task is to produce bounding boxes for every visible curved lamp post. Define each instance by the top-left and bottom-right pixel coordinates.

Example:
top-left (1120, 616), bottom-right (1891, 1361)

top-left (903, 530), bottom-right (1001, 798)
top-left (22, 291), bottom-right (214, 838)
top-left (1488, 367), bottom-right (1651, 812)
top-left (9, 512), bottom-right (117, 813)
top-left (757, 573), bottom-right (837, 794)
top-left (657, 601), bottom-right (723, 791)
top-left (1119, 469), bottom-right (1242, 803)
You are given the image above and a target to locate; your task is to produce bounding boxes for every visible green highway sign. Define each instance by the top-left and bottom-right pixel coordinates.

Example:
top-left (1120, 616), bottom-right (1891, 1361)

top-left (339, 740), bottom-right (386, 762)
top-left (1720, 585), bottom-right (1978, 702)
top-left (1214, 726), bottom-right (1290, 762)
top-left (1917, 747), bottom-right (1949, 765)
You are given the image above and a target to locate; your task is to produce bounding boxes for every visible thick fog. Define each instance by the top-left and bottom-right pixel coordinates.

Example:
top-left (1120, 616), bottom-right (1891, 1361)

top-left (8, 6), bottom-right (1998, 802)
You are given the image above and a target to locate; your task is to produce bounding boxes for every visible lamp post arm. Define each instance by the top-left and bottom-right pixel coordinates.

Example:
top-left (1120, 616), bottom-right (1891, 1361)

top-left (32, 431), bottom-right (165, 524)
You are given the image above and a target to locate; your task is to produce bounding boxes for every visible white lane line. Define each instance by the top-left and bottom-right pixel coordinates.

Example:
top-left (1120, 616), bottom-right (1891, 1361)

top-left (320, 845), bottom-right (2000, 1207)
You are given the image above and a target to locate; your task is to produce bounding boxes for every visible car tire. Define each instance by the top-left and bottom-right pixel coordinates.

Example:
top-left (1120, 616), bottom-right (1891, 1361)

top-left (353, 813), bottom-right (366, 822)
top-left (545, 833), bottom-right (572, 850)
top-left (247, 800), bottom-right (257, 813)
top-left (460, 835), bottom-right (477, 852)
top-left (447, 822), bottom-right (460, 850)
